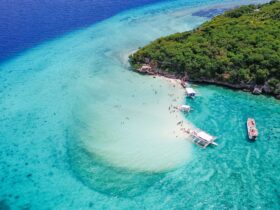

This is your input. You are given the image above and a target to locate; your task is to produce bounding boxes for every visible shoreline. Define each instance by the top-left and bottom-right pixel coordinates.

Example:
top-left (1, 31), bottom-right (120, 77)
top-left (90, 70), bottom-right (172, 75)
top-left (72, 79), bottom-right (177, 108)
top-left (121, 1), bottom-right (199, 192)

top-left (134, 69), bottom-right (198, 140)
top-left (153, 75), bottom-right (195, 136)
top-left (133, 67), bottom-right (280, 100)
top-left (75, 69), bottom-right (195, 173)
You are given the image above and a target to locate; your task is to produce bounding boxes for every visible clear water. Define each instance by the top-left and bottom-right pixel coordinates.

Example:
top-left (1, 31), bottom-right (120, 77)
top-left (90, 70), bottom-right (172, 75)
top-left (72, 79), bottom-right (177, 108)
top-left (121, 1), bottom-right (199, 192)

top-left (0, 0), bottom-right (279, 209)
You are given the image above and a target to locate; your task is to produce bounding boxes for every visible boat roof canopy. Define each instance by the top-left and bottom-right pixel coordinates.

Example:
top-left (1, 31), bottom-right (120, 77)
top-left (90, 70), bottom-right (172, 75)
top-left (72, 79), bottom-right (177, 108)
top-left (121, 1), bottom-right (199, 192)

top-left (181, 105), bottom-right (190, 108)
top-left (186, 88), bottom-right (196, 94)
top-left (197, 131), bottom-right (214, 142)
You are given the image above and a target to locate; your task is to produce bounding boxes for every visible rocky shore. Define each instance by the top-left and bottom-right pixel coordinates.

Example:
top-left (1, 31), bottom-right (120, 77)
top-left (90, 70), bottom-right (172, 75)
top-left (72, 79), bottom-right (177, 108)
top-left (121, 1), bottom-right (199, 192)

top-left (134, 64), bottom-right (280, 99)
top-left (129, 2), bottom-right (280, 101)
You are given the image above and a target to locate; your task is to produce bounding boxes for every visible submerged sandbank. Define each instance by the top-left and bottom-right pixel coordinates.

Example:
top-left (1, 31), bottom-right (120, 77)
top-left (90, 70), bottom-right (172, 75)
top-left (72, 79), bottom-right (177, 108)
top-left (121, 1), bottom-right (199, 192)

top-left (72, 71), bottom-right (193, 173)
top-left (67, 70), bottom-right (194, 197)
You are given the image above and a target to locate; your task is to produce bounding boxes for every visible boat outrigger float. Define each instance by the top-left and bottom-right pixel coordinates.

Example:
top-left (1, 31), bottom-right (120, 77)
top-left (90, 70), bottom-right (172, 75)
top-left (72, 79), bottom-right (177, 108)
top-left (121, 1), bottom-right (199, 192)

top-left (183, 128), bottom-right (218, 148)
top-left (247, 118), bottom-right (258, 140)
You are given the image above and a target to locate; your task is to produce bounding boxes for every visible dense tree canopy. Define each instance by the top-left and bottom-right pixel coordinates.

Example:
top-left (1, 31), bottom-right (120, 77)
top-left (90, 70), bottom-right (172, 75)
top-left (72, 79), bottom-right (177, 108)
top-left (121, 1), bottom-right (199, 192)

top-left (130, 1), bottom-right (280, 96)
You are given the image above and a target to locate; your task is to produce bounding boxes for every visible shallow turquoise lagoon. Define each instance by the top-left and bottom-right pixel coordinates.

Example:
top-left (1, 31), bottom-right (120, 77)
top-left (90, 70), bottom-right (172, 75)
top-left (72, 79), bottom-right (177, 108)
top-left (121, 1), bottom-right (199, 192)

top-left (185, 85), bottom-right (280, 209)
top-left (0, 0), bottom-right (279, 209)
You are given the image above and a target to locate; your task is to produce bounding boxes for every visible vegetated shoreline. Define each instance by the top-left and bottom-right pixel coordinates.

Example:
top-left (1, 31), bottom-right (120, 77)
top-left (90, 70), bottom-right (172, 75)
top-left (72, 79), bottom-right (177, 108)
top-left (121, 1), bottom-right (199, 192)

top-left (132, 65), bottom-right (280, 99)
top-left (129, 1), bottom-right (280, 100)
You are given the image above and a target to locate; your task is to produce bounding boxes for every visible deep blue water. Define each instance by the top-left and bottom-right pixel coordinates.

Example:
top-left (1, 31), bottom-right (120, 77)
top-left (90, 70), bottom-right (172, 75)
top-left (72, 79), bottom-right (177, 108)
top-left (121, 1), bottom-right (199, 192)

top-left (0, 0), bottom-right (166, 62)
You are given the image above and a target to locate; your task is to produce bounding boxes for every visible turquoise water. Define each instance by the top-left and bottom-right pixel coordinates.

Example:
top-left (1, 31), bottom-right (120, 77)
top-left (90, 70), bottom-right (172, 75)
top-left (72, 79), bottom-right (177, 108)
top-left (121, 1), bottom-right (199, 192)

top-left (185, 85), bottom-right (280, 209)
top-left (0, 0), bottom-right (279, 209)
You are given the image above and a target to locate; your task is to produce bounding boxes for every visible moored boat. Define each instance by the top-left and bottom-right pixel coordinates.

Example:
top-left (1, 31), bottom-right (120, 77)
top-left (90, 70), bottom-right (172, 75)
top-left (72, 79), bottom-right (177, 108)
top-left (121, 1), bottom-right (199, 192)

top-left (185, 87), bottom-right (196, 98)
top-left (178, 105), bottom-right (191, 112)
top-left (182, 128), bottom-right (218, 148)
top-left (247, 118), bottom-right (258, 140)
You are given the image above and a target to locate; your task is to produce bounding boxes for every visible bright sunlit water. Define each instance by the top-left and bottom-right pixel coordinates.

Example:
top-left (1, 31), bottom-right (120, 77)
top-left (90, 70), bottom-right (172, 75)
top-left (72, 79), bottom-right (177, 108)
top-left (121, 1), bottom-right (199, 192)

top-left (0, 0), bottom-right (279, 209)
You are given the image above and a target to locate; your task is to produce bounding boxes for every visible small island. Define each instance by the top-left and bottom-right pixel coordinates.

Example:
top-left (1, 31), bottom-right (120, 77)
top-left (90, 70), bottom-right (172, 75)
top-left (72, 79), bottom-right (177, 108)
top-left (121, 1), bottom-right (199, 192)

top-left (129, 0), bottom-right (280, 99)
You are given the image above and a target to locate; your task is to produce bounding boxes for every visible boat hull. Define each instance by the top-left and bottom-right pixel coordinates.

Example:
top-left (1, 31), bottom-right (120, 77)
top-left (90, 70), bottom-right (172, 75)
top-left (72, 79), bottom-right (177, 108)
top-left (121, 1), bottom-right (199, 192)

top-left (247, 118), bottom-right (258, 140)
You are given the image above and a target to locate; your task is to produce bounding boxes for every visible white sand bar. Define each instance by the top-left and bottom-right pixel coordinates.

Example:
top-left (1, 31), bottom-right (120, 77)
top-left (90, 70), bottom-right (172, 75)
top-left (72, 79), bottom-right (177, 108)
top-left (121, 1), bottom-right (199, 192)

top-left (75, 71), bottom-right (193, 172)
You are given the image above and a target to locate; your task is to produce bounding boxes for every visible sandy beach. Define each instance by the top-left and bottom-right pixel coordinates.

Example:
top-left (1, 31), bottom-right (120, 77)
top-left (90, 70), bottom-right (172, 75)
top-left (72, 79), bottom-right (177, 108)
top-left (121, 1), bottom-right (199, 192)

top-left (72, 71), bottom-right (194, 173)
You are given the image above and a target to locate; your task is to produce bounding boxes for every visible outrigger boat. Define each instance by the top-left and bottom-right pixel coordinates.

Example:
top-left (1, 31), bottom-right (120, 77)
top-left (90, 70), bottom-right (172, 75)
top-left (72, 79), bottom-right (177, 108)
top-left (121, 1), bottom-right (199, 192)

top-left (247, 118), bottom-right (258, 140)
top-left (178, 105), bottom-right (191, 112)
top-left (185, 87), bottom-right (196, 98)
top-left (183, 128), bottom-right (218, 148)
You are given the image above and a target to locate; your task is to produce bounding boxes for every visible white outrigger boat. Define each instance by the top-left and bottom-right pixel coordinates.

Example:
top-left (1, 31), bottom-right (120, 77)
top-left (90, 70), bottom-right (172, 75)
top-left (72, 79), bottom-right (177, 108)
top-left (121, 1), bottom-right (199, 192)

top-left (178, 105), bottom-right (191, 112)
top-left (185, 87), bottom-right (196, 98)
top-left (183, 128), bottom-right (218, 148)
top-left (247, 118), bottom-right (258, 140)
